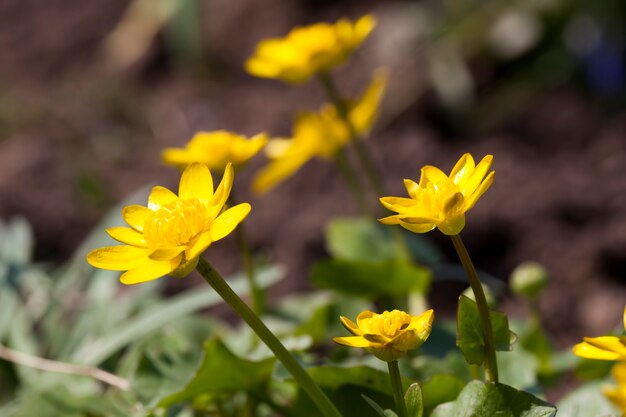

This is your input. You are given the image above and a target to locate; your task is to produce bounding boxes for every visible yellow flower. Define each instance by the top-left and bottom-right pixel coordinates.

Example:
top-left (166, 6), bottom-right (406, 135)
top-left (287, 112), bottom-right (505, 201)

top-left (162, 130), bottom-right (268, 172)
top-left (379, 153), bottom-right (495, 236)
top-left (604, 363), bottom-right (626, 415)
top-left (573, 307), bottom-right (626, 361)
top-left (245, 15), bottom-right (375, 84)
top-left (333, 309), bottom-right (434, 362)
top-left (87, 163), bottom-right (250, 285)
top-left (252, 71), bottom-right (386, 194)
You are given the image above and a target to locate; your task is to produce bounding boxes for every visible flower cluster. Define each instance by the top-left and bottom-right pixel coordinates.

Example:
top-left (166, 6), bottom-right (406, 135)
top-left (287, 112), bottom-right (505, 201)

top-left (245, 15), bottom-right (375, 84)
top-left (334, 309), bottom-right (434, 362)
top-left (87, 163), bottom-right (250, 284)
top-left (379, 153), bottom-right (495, 235)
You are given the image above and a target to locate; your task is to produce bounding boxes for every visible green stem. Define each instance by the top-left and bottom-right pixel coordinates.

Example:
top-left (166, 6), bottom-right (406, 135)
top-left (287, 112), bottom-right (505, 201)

top-left (235, 223), bottom-right (264, 315)
top-left (334, 149), bottom-right (371, 216)
top-left (196, 258), bottom-right (343, 417)
top-left (450, 234), bottom-right (498, 383)
top-left (387, 360), bottom-right (408, 417)
top-left (317, 71), bottom-right (385, 197)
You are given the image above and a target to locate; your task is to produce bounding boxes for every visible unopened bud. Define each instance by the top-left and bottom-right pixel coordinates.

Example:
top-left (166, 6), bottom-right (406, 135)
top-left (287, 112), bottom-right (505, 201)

top-left (510, 261), bottom-right (549, 299)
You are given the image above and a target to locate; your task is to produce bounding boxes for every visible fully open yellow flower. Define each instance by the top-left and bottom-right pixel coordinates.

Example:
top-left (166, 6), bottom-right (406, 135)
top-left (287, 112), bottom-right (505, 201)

top-left (379, 153), bottom-right (495, 236)
top-left (334, 309), bottom-right (434, 362)
top-left (161, 130), bottom-right (268, 172)
top-left (604, 363), bottom-right (626, 415)
top-left (87, 163), bottom-right (250, 284)
top-left (245, 15), bottom-right (375, 84)
top-left (573, 307), bottom-right (626, 361)
top-left (252, 71), bottom-right (386, 194)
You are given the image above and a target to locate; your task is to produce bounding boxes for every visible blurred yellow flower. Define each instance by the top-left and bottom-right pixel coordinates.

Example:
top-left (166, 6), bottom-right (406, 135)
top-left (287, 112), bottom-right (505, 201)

top-left (245, 15), bottom-right (375, 84)
top-left (162, 130), bottom-right (268, 172)
top-left (379, 153), bottom-right (495, 236)
top-left (573, 307), bottom-right (626, 361)
top-left (252, 71), bottom-right (386, 194)
top-left (604, 363), bottom-right (626, 415)
top-left (87, 163), bottom-right (250, 285)
top-left (333, 309), bottom-right (434, 362)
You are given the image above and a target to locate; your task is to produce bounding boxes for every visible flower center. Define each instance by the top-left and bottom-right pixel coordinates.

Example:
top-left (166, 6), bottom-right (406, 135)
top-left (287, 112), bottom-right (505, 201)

top-left (367, 310), bottom-right (412, 338)
top-left (143, 199), bottom-right (207, 248)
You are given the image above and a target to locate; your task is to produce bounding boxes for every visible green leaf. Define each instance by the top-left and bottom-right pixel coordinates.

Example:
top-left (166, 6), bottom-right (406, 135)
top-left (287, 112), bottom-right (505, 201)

top-left (456, 295), bottom-right (512, 365)
top-left (497, 347), bottom-right (539, 391)
top-left (405, 383), bottom-right (424, 417)
top-left (158, 338), bottom-right (275, 407)
top-left (325, 217), bottom-right (442, 264)
top-left (71, 266), bottom-right (283, 365)
top-left (557, 381), bottom-right (618, 417)
top-left (421, 374), bottom-right (466, 416)
top-left (311, 259), bottom-right (431, 297)
top-left (430, 380), bottom-right (556, 417)
top-left (293, 365), bottom-right (411, 417)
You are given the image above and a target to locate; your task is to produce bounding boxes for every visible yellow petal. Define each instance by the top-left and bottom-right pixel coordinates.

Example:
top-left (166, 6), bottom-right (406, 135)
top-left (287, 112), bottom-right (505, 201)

top-left (404, 179), bottom-right (420, 199)
top-left (356, 310), bottom-right (376, 334)
top-left (420, 165), bottom-right (451, 188)
top-left (584, 336), bottom-right (626, 357)
top-left (339, 316), bottom-right (362, 336)
top-left (185, 231), bottom-right (213, 262)
top-left (333, 336), bottom-right (372, 348)
top-left (252, 152), bottom-right (310, 194)
top-left (148, 186), bottom-right (178, 211)
top-left (210, 203), bottom-right (251, 242)
top-left (149, 246), bottom-right (186, 261)
top-left (443, 192), bottom-right (465, 216)
top-left (210, 163), bottom-right (234, 211)
top-left (106, 227), bottom-right (147, 247)
top-left (463, 171), bottom-right (495, 210)
top-left (379, 196), bottom-right (418, 213)
top-left (462, 155), bottom-right (493, 196)
top-left (354, 15), bottom-right (376, 43)
top-left (161, 148), bottom-right (190, 168)
top-left (120, 258), bottom-right (177, 285)
top-left (449, 153), bottom-right (475, 186)
top-left (572, 340), bottom-right (626, 361)
top-left (400, 221), bottom-right (437, 234)
top-left (122, 205), bottom-right (152, 232)
top-left (179, 163), bottom-right (213, 202)
top-left (623, 306), bottom-right (626, 331)
top-left (408, 309), bottom-right (434, 339)
top-left (348, 69), bottom-right (386, 135)
top-left (87, 245), bottom-right (150, 271)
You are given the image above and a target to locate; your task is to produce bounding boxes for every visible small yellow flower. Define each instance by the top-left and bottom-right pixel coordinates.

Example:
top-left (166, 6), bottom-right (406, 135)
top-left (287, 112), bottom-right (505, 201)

top-left (162, 130), bottom-right (268, 172)
top-left (604, 363), bottom-right (626, 415)
top-left (573, 307), bottom-right (626, 361)
top-left (245, 15), bottom-right (375, 84)
top-left (333, 309), bottom-right (434, 362)
top-left (87, 163), bottom-right (250, 284)
top-left (252, 71), bottom-right (386, 194)
top-left (379, 153), bottom-right (495, 236)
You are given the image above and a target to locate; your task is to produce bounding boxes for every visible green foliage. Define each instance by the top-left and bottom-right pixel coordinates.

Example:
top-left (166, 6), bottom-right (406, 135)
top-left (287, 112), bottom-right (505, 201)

top-left (456, 295), bottom-right (514, 365)
top-left (325, 217), bottom-right (443, 265)
top-left (404, 383), bottom-right (424, 417)
top-left (430, 380), bottom-right (557, 417)
top-left (158, 339), bottom-right (276, 407)
top-left (312, 259), bottom-right (431, 297)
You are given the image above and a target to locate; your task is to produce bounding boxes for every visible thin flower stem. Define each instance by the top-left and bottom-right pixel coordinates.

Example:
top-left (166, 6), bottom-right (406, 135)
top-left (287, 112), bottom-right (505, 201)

top-left (450, 234), bottom-right (499, 383)
top-left (388, 360), bottom-right (408, 417)
top-left (0, 344), bottom-right (130, 390)
top-left (235, 223), bottom-right (264, 315)
top-left (196, 257), bottom-right (343, 417)
top-left (317, 71), bottom-right (385, 197)
top-left (334, 149), bottom-right (371, 216)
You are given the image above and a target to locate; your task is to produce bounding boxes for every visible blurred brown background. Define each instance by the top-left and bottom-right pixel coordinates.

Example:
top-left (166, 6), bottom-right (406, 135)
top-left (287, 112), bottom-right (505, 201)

top-left (1, 0), bottom-right (625, 347)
